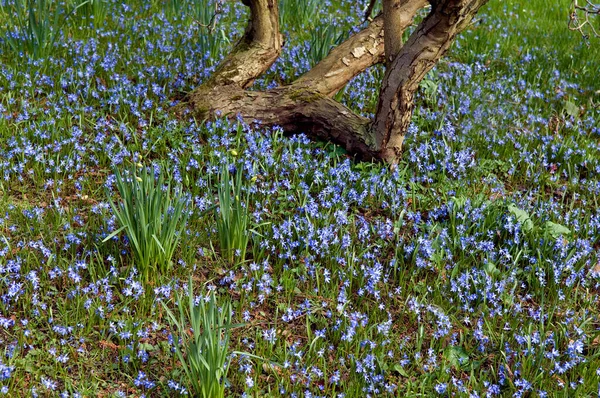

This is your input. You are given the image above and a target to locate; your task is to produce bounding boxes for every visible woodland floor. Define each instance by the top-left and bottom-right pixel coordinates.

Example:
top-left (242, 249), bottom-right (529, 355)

top-left (1, 0), bottom-right (600, 396)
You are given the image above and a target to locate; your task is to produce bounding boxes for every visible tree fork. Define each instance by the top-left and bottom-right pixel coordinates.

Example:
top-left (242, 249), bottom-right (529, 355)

top-left (293, 0), bottom-right (426, 98)
top-left (182, 0), bottom-right (485, 163)
top-left (186, 1), bottom-right (425, 158)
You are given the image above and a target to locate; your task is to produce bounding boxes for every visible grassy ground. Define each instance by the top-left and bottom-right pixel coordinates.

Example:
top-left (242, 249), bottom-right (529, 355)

top-left (0, 0), bottom-right (599, 396)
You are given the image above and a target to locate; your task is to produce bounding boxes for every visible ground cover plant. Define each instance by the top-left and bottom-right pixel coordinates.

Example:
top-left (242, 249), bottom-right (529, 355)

top-left (162, 278), bottom-right (238, 398)
top-left (0, 0), bottom-right (600, 396)
top-left (103, 161), bottom-right (191, 283)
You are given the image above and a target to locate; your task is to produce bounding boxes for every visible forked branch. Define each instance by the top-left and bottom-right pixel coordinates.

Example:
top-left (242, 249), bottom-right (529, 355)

top-left (185, 0), bottom-right (487, 164)
top-left (294, 0), bottom-right (427, 97)
top-left (569, 0), bottom-right (600, 38)
top-left (292, 16), bottom-right (385, 97)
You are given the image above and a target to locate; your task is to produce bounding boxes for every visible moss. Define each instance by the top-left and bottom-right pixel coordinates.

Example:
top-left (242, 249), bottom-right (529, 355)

top-left (288, 88), bottom-right (323, 103)
top-left (196, 107), bottom-right (210, 120)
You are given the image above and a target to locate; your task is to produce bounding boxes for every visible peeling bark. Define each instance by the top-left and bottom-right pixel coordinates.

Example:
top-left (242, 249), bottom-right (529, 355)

top-left (295, 0), bottom-right (426, 97)
top-left (293, 16), bottom-right (385, 97)
top-left (180, 0), bottom-right (486, 163)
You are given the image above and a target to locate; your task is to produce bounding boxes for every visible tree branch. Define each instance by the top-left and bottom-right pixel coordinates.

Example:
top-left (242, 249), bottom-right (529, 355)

top-left (292, 16), bottom-right (385, 97)
top-left (383, 0), bottom-right (428, 66)
top-left (180, 0), bottom-right (488, 164)
top-left (188, 85), bottom-right (378, 159)
top-left (364, 0), bottom-right (378, 21)
top-left (569, 0), bottom-right (600, 39)
top-left (207, 0), bottom-right (282, 89)
top-left (293, 0), bottom-right (426, 97)
top-left (374, 0), bottom-right (489, 163)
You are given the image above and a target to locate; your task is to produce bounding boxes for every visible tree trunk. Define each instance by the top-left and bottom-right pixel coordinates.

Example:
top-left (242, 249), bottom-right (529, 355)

top-left (209, 0), bottom-right (282, 88)
top-left (383, 0), bottom-right (426, 66)
top-left (180, 0), bottom-right (487, 164)
top-left (188, 85), bottom-right (378, 159)
top-left (374, 0), bottom-right (488, 163)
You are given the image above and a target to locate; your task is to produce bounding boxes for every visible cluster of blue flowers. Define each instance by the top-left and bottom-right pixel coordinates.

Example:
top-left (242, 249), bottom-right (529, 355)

top-left (0, 0), bottom-right (599, 396)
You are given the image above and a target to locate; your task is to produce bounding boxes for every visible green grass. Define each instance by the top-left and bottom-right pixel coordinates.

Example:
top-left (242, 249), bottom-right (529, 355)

top-left (458, 0), bottom-right (600, 83)
top-left (104, 160), bottom-right (192, 283)
top-left (215, 161), bottom-right (250, 265)
top-left (162, 278), bottom-right (239, 398)
top-left (0, 0), bottom-right (599, 396)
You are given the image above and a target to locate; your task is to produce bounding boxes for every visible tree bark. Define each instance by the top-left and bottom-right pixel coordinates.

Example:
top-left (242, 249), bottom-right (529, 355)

top-left (294, 0), bottom-right (426, 97)
top-left (188, 85), bottom-right (378, 159)
top-left (208, 0), bottom-right (282, 89)
top-left (293, 15), bottom-right (386, 97)
top-left (181, 0), bottom-right (486, 163)
top-left (374, 0), bottom-right (489, 163)
top-left (382, 0), bottom-right (428, 66)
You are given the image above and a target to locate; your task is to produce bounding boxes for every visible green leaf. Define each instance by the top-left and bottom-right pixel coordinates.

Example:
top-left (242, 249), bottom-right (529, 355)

top-left (483, 261), bottom-right (500, 277)
top-left (101, 225), bottom-right (126, 242)
top-left (444, 345), bottom-right (469, 369)
top-left (420, 77), bottom-right (439, 101)
top-left (564, 100), bottom-right (579, 118)
top-left (544, 221), bottom-right (571, 239)
top-left (392, 364), bottom-right (409, 377)
top-left (103, 162), bottom-right (190, 281)
top-left (470, 358), bottom-right (485, 371)
top-left (139, 343), bottom-right (155, 351)
top-left (451, 264), bottom-right (460, 279)
top-left (328, 145), bottom-right (347, 158)
top-left (508, 205), bottom-right (533, 232)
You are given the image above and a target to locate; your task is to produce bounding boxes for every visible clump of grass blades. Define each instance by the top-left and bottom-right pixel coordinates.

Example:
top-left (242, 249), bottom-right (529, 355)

top-left (164, 0), bottom-right (228, 61)
top-left (104, 161), bottom-right (190, 282)
top-left (279, 0), bottom-right (319, 30)
top-left (308, 22), bottom-right (347, 67)
top-left (0, 0), bottom-right (88, 59)
top-left (162, 279), bottom-right (239, 398)
top-left (216, 164), bottom-right (249, 264)
top-left (73, 0), bottom-right (108, 30)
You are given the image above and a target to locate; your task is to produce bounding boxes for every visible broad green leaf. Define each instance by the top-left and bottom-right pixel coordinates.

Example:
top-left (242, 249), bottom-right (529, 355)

top-left (508, 205), bottom-right (533, 232)
top-left (483, 261), bottom-right (500, 277)
top-left (451, 265), bottom-right (460, 278)
top-left (393, 364), bottom-right (409, 377)
top-left (444, 345), bottom-right (469, 369)
top-left (544, 221), bottom-right (571, 239)
top-left (564, 100), bottom-right (579, 118)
